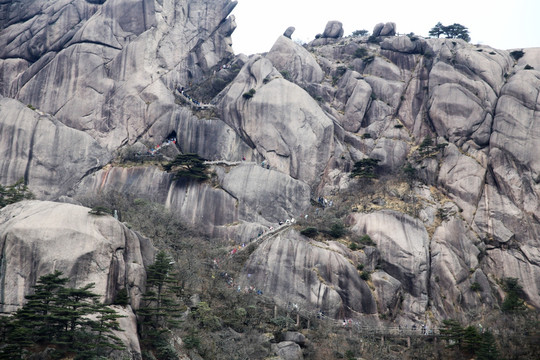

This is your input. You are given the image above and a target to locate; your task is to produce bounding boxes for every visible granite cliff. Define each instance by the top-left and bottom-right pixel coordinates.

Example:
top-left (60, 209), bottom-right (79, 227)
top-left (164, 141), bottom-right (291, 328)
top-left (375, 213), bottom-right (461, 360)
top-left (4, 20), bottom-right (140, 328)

top-left (1, 0), bottom-right (540, 358)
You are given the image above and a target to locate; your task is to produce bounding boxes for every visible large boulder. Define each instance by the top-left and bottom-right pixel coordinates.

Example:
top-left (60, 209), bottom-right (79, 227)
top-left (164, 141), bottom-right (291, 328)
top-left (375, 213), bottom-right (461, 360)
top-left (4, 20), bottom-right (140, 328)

top-left (380, 22), bottom-right (396, 36)
top-left (0, 200), bottom-right (155, 356)
top-left (0, 200), bottom-right (154, 312)
top-left (283, 26), bottom-right (295, 39)
top-left (272, 341), bottom-right (303, 360)
top-left (218, 57), bottom-right (334, 186)
top-left (322, 21), bottom-right (344, 39)
top-left (241, 229), bottom-right (377, 318)
top-left (266, 35), bottom-right (324, 84)
top-left (373, 22), bottom-right (396, 37)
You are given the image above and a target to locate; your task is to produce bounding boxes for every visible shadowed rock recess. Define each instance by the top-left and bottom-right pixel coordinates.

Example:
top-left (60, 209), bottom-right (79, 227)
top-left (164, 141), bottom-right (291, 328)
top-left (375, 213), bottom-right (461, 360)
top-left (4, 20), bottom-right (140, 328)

top-left (1, 0), bottom-right (540, 358)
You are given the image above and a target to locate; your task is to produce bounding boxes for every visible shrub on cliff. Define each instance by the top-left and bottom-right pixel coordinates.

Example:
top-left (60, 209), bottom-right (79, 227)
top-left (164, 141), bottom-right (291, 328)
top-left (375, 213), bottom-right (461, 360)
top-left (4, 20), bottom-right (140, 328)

top-left (349, 158), bottom-right (381, 179)
top-left (163, 153), bottom-right (209, 181)
top-left (242, 88), bottom-right (256, 99)
top-left (509, 50), bottom-right (525, 60)
top-left (0, 178), bottom-right (34, 209)
top-left (501, 277), bottom-right (526, 312)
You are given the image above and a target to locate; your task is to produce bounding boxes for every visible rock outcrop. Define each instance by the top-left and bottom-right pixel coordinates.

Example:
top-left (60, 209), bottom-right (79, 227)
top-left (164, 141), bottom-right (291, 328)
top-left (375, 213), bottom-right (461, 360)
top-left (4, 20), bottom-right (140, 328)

top-left (266, 35), bottom-right (324, 84)
top-left (373, 22), bottom-right (396, 37)
top-left (217, 56), bottom-right (334, 186)
top-left (240, 228), bottom-right (377, 319)
top-left (0, 200), bottom-right (155, 356)
top-left (283, 26), bottom-right (295, 39)
top-left (0, 97), bottom-right (110, 200)
top-left (349, 211), bottom-right (429, 319)
top-left (1, 0), bottom-right (540, 340)
top-left (322, 21), bottom-right (344, 39)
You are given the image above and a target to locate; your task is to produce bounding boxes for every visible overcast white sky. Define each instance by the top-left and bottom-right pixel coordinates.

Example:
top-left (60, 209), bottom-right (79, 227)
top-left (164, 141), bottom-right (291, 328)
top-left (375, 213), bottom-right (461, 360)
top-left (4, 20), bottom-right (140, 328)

top-left (231, 0), bottom-right (540, 55)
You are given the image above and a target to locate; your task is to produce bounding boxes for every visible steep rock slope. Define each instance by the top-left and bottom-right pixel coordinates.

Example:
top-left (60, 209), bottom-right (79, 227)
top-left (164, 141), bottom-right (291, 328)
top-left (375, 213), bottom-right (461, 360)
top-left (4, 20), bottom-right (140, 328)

top-left (288, 31), bottom-right (540, 322)
top-left (0, 0), bottom-right (539, 329)
top-left (0, 0), bottom-right (237, 149)
top-left (0, 97), bottom-right (110, 199)
top-left (0, 200), bottom-right (155, 356)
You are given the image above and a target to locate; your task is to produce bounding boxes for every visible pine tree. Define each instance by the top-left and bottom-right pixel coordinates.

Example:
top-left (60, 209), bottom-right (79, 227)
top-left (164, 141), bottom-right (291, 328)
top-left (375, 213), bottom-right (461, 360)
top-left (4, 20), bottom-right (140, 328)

top-left (87, 305), bottom-right (126, 357)
top-left (440, 319), bottom-right (465, 348)
top-left (113, 288), bottom-right (130, 306)
top-left (428, 22), bottom-right (445, 38)
top-left (349, 158), bottom-right (381, 179)
top-left (163, 153), bottom-right (208, 181)
top-left (0, 178), bottom-right (34, 209)
top-left (429, 22), bottom-right (470, 42)
top-left (0, 271), bottom-right (125, 359)
top-left (477, 330), bottom-right (499, 360)
top-left (462, 325), bottom-right (482, 355)
top-left (15, 270), bottom-right (69, 344)
top-left (501, 277), bottom-right (526, 312)
top-left (138, 251), bottom-right (183, 345)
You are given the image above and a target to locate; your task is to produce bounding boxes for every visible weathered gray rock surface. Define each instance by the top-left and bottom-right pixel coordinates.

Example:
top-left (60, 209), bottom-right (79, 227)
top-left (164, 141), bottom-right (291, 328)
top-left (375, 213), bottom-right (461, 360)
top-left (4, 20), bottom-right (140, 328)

top-left (0, 0), bottom-right (237, 149)
top-left (0, 200), bottom-right (155, 356)
top-left (272, 341), bottom-right (304, 360)
top-left (218, 56), bottom-right (334, 186)
top-left (348, 211), bottom-right (429, 318)
top-left (322, 20), bottom-right (344, 39)
top-left (0, 96), bottom-right (111, 199)
top-left (240, 228), bottom-right (377, 318)
top-left (1, 0), bottom-right (540, 337)
top-left (266, 35), bottom-right (324, 84)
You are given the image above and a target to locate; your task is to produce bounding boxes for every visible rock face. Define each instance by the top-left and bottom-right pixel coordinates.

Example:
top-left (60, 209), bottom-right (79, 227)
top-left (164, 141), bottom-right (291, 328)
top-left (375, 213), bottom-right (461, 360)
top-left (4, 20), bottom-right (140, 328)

top-left (76, 162), bottom-right (311, 239)
top-left (322, 21), bottom-right (344, 39)
top-left (217, 56), bottom-right (334, 186)
top-left (0, 200), bottom-right (155, 356)
top-left (0, 0), bottom-right (237, 149)
top-left (349, 211), bottom-right (429, 318)
top-left (240, 229), bottom-right (377, 318)
top-left (0, 97), bottom-right (111, 200)
top-left (266, 35), bottom-right (324, 84)
top-left (1, 0), bottom-right (540, 339)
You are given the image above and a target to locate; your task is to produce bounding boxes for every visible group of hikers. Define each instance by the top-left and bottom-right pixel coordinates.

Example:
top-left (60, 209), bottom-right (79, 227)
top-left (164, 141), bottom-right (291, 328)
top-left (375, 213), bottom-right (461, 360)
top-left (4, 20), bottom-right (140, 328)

top-left (261, 160), bottom-right (270, 169)
top-left (318, 196), bottom-right (333, 209)
top-left (177, 86), bottom-right (203, 107)
top-left (147, 136), bottom-right (177, 155)
top-left (213, 258), bottom-right (264, 296)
